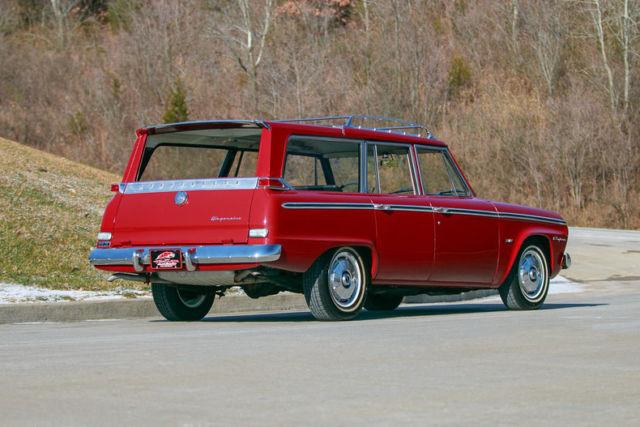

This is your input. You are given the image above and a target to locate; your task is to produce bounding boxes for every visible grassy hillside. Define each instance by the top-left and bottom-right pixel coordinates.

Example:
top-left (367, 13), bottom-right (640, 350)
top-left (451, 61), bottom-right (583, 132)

top-left (0, 137), bottom-right (126, 290)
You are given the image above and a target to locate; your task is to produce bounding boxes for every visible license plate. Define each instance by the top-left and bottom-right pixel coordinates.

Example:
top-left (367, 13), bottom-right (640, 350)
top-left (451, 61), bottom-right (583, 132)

top-left (150, 249), bottom-right (183, 270)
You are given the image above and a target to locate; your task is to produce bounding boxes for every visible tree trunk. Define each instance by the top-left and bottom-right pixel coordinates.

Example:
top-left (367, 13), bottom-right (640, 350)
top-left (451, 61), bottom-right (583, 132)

top-left (591, 0), bottom-right (617, 113)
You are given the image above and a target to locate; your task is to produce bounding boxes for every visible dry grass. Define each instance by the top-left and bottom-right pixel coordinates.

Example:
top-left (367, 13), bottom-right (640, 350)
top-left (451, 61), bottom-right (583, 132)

top-left (0, 137), bottom-right (141, 290)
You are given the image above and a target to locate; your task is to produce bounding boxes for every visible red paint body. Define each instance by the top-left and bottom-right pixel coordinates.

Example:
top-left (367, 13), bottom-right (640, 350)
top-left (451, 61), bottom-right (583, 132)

top-left (94, 121), bottom-right (569, 289)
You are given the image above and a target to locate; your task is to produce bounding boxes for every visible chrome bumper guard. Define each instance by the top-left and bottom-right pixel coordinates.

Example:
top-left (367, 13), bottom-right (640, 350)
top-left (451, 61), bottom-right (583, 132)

top-left (89, 244), bottom-right (281, 272)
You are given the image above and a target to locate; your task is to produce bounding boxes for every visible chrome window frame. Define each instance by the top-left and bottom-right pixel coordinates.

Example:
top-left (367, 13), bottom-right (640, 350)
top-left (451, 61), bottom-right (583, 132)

top-left (137, 127), bottom-right (263, 181)
top-left (414, 146), bottom-right (471, 197)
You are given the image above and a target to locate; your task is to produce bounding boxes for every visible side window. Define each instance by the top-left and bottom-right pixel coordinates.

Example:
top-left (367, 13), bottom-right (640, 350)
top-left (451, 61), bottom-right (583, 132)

top-left (416, 147), bottom-right (467, 196)
top-left (284, 138), bottom-right (360, 192)
top-left (367, 144), bottom-right (415, 194)
top-left (284, 155), bottom-right (327, 188)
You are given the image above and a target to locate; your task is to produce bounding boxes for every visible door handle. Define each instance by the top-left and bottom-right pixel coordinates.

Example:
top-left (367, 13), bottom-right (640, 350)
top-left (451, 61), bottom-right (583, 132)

top-left (374, 204), bottom-right (392, 211)
top-left (433, 207), bottom-right (450, 214)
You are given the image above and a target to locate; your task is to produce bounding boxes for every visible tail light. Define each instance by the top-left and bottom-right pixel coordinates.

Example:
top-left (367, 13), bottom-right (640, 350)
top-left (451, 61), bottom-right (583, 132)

top-left (249, 228), bottom-right (269, 238)
top-left (97, 231), bottom-right (112, 248)
top-left (97, 232), bottom-right (112, 240)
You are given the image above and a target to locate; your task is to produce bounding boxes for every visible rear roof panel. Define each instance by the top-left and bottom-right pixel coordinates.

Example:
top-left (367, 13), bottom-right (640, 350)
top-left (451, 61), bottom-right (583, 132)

top-left (265, 121), bottom-right (447, 147)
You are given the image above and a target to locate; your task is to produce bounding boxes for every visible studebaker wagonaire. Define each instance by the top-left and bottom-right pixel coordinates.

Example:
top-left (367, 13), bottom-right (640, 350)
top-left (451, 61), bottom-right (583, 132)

top-left (89, 116), bottom-right (571, 321)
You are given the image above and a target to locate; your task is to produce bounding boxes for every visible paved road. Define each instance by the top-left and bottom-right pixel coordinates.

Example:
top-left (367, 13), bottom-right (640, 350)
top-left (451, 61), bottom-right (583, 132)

top-left (1, 228), bottom-right (639, 426)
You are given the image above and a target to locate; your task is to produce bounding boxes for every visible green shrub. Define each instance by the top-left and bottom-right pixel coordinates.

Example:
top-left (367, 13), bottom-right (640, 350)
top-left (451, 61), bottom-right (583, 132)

top-left (67, 111), bottom-right (89, 136)
top-left (448, 56), bottom-right (472, 97)
top-left (106, 0), bottom-right (138, 31)
top-left (162, 80), bottom-right (189, 124)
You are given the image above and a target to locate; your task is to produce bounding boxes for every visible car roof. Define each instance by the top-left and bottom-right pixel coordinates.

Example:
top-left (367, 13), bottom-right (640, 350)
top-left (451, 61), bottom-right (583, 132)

top-left (265, 121), bottom-right (447, 147)
top-left (141, 117), bottom-right (447, 147)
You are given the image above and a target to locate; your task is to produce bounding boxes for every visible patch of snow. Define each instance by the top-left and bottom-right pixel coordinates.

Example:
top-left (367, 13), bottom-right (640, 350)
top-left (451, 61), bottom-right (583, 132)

top-left (0, 283), bottom-right (150, 304)
top-left (548, 276), bottom-right (583, 294)
top-left (483, 276), bottom-right (582, 300)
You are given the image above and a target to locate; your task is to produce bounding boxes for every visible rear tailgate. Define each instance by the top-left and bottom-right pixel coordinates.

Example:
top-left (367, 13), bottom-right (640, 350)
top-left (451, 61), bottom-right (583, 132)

top-left (108, 122), bottom-right (265, 248)
top-left (111, 178), bottom-right (257, 246)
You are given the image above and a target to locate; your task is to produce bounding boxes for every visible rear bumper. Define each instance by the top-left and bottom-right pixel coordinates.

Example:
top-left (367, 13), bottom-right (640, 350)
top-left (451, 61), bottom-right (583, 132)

top-left (89, 244), bottom-right (281, 272)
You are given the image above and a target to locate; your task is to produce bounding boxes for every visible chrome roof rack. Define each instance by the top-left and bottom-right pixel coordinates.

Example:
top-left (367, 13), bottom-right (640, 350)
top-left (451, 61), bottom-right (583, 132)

top-left (272, 115), bottom-right (433, 139)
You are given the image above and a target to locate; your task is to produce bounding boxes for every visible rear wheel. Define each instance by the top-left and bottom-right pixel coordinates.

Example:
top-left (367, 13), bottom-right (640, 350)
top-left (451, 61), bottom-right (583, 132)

top-left (364, 293), bottom-right (403, 311)
top-left (499, 244), bottom-right (549, 310)
top-left (303, 247), bottom-right (368, 321)
top-left (152, 284), bottom-right (215, 321)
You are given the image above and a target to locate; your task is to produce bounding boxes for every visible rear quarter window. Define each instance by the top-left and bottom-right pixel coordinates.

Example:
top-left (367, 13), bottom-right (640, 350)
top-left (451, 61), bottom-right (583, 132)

top-left (284, 137), bottom-right (361, 192)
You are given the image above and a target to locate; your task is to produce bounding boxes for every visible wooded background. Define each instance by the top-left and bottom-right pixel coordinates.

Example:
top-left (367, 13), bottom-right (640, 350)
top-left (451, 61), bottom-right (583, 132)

top-left (0, 0), bottom-right (638, 228)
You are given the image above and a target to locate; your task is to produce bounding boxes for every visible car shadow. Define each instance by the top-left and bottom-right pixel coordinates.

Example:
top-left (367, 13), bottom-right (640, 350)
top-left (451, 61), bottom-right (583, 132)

top-left (197, 302), bottom-right (606, 323)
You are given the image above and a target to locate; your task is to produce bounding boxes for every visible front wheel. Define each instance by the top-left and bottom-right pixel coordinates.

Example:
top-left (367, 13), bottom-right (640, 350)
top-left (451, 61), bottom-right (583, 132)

top-left (152, 284), bottom-right (215, 321)
top-left (499, 244), bottom-right (550, 310)
top-left (303, 247), bottom-right (368, 320)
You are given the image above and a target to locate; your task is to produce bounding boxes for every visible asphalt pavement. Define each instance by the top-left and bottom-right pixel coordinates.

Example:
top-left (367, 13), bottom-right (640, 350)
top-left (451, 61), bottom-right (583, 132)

top-left (0, 227), bottom-right (639, 426)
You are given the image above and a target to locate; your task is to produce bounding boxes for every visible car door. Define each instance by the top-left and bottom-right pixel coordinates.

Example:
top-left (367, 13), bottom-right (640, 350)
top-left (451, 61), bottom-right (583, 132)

top-left (415, 146), bottom-right (500, 285)
top-left (366, 142), bottom-right (435, 283)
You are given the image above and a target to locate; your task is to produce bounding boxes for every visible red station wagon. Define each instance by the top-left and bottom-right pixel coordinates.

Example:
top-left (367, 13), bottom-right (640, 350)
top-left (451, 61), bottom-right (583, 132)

top-left (89, 116), bottom-right (571, 321)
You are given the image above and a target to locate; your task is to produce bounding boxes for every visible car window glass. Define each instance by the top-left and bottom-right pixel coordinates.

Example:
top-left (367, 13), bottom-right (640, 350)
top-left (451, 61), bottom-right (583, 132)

top-left (142, 146), bottom-right (227, 180)
top-left (284, 138), bottom-right (360, 191)
top-left (416, 148), bottom-right (467, 196)
top-left (284, 155), bottom-right (327, 187)
top-left (228, 150), bottom-right (258, 178)
top-left (139, 128), bottom-right (261, 181)
top-left (367, 144), bottom-right (414, 195)
top-left (328, 156), bottom-right (360, 193)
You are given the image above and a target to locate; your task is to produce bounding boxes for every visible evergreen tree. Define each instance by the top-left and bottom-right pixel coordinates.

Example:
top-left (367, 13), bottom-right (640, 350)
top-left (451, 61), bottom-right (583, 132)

top-left (162, 80), bottom-right (189, 124)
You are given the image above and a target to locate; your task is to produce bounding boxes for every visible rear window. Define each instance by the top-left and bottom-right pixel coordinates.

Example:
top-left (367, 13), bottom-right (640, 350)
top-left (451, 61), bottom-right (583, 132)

top-left (138, 128), bottom-right (262, 181)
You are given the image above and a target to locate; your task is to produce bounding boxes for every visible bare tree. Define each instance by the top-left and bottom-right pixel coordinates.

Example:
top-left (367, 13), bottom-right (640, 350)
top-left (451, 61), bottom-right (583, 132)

top-left (586, 0), bottom-right (639, 117)
top-left (529, 2), bottom-right (565, 95)
top-left (589, 0), bottom-right (618, 112)
top-left (512, 0), bottom-right (520, 52)
top-left (49, 0), bottom-right (79, 48)
top-left (616, 0), bottom-right (638, 116)
top-left (213, 0), bottom-right (274, 112)
top-left (2, 1), bottom-right (640, 228)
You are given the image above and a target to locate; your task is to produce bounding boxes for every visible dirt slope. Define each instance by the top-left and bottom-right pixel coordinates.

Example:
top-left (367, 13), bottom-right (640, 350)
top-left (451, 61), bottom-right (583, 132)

top-left (0, 137), bottom-right (122, 290)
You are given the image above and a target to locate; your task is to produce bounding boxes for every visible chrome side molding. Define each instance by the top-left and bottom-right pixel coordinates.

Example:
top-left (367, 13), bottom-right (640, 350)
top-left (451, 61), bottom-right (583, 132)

top-left (281, 202), bottom-right (566, 225)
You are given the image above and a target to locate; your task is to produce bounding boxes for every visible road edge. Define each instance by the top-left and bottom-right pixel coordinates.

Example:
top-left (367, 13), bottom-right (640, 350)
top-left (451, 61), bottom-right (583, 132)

top-left (0, 290), bottom-right (499, 324)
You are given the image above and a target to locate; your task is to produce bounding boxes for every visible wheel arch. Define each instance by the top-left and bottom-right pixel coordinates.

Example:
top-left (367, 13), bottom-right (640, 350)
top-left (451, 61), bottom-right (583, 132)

top-left (303, 243), bottom-right (379, 280)
top-left (521, 235), bottom-right (551, 266)
top-left (498, 229), bottom-right (555, 286)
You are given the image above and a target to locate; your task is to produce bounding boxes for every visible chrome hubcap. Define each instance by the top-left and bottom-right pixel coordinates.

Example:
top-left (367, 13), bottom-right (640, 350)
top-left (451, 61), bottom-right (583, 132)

top-left (328, 251), bottom-right (363, 310)
top-left (518, 248), bottom-right (547, 302)
top-left (177, 289), bottom-right (206, 308)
